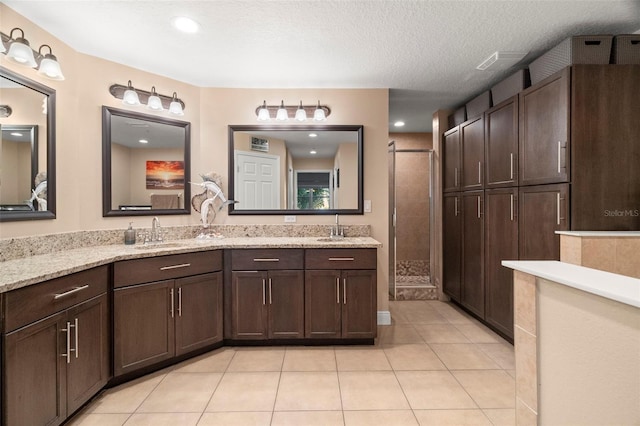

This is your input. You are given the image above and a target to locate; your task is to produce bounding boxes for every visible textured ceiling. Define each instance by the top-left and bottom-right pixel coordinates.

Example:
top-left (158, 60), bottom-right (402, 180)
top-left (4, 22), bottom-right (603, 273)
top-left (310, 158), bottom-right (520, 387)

top-left (4, 0), bottom-right (640, 132)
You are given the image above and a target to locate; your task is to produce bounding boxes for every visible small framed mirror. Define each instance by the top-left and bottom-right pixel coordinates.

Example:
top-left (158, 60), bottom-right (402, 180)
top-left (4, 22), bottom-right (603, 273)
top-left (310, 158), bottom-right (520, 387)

top-left (228, 125), bottom-right (363, 215)
top-left (102, 106), bottom-right (191, 217)
top-left (0, 66), bottom-right (56, 221)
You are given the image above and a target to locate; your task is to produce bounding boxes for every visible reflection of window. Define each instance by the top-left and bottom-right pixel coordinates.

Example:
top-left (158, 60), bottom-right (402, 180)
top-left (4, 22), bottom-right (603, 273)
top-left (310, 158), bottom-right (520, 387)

top-left (296, 172), bottom-right (331, 210)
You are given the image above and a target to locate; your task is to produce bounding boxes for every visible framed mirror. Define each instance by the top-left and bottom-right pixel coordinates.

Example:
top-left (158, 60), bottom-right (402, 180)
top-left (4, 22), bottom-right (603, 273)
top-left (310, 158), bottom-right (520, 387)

top-left (228, 125), bottom-right (363, 215)
top-left (0, 66), bottom-right (56, 221)
top-left (102, 106), bottom-right (191, 217)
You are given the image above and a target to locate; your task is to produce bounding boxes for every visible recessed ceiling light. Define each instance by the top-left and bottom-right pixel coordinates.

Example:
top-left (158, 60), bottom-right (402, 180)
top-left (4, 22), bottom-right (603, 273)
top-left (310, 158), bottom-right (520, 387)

top-left (310, 149), bottom-right (317, 155)
top-left (171, 16), bottom-right (200, 33)
top-left (394, 121), bottom-right (405, 127)
top-left (139, 139), bottom-right (149, 144)
top-left (309, 133), bottom-right (318, 138)
top-left (10, 132), bottom-right (23, 136)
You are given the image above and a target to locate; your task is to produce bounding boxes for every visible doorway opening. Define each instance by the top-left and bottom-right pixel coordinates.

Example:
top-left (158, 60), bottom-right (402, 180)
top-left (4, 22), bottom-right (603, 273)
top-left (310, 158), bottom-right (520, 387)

top-left (388, 141), bottom-right (436, 300)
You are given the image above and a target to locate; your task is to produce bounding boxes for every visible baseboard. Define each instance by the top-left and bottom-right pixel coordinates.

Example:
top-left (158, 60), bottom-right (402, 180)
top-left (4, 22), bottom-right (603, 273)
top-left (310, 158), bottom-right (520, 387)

top-left (377, 310), bottom-right (391, 325)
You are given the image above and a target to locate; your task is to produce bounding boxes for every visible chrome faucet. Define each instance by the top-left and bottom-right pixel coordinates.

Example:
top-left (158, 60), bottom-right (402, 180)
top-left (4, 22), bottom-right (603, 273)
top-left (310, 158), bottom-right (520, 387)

top-left (147, 216), bottom-right (163, 243)
top-left (330, 214), bottom-right (344, 239)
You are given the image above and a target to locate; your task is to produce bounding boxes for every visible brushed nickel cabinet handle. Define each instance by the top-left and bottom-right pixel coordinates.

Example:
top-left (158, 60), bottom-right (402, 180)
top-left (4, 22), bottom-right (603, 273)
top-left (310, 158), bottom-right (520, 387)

top-left (477, 196), bottom-right (481, 219)
top-left (510, 153), bottom-right (514, 180)
top-left (253, 258), bottom-right (280, 262)
top-left (178, 287), bottom-right (182, 317)
top-left (478, 161), bottom-right (482, 184)
top-left (328, 257), bottom-right (355, 261)
top-left (61, 321), bottom-right (71, 364)
top-left (170, 289), bottom-right (174, 318)
top-left (510, 194), bottom-right (514, 221)
top-left (54, 285), bottom-right (89, 300)
top-left (556, 193), bottom-right (561, 225)
top-left (343, 278), bottom-right (347, 304)
top-left (160, 263), bottom-right (191, 271)
top-left (268, 278), bottom-right (273, 305)
top-left (454, 167), bottom-right (458, 187)
top-left (74, 317), bottom-right (79, 359)
top-left (454, 197), bottom-right (459, 217)
top-left (262, 279), bottom-right (266, 305)
top-left (336, 278), bottom-right (340, 304)
top-left (557, 141), bottom-right (562, 174)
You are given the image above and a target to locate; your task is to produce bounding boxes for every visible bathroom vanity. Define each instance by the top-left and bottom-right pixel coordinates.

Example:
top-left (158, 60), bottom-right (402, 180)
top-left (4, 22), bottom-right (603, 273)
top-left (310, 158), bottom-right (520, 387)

top-left (0, 235), bottom-right (380, 426)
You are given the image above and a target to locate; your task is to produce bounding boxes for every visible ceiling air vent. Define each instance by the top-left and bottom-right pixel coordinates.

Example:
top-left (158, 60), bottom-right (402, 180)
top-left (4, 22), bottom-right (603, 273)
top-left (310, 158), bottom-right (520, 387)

top-left (476, 51), bottom-right (528, 71)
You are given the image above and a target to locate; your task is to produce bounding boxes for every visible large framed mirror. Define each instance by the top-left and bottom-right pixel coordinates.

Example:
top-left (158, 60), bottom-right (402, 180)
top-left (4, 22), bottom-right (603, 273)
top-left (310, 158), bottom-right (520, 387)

top-left (0, 66), bottom-right (56, 221)
top-left (102, 106), bottom-right (191, 217)
top-left (228, 125), bottom-right (363, 215)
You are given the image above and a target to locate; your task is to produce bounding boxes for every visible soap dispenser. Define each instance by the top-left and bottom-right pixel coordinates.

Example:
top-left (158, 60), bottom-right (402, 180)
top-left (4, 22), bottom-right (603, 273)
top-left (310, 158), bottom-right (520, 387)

top-left (124, 222), bottom-right (136, 245)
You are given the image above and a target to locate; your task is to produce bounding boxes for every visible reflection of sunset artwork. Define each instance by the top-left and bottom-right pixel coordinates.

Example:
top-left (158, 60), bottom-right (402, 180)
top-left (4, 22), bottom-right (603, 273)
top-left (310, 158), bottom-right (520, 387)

top-left (145, 161), bottom-right (185, 189)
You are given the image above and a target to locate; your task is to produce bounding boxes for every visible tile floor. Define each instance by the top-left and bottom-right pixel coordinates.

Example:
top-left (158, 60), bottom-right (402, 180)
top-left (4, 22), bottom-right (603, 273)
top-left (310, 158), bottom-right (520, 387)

top-left (70, 300), bottom-right (515, 426)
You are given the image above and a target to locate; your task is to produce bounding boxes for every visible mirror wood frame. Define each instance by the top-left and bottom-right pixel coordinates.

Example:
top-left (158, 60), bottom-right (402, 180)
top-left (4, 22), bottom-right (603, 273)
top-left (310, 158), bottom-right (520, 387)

top-left (228, 124), bottom-right (364, 215)
top-left (101, 106), bottom-right (191, 217)
top-left (0, 66), bottom-right (56, 222)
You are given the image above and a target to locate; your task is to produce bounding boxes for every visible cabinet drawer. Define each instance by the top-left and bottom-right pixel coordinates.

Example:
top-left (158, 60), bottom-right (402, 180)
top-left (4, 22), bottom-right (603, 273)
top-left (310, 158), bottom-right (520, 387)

top-left (114, 250), bottom-right (222, 288)
top-left (231, 249), bottom-right (304, 270)
top-left (305, 249), bottom-right (377, 270)
top-left (3, 265), bottom-right (109, 333)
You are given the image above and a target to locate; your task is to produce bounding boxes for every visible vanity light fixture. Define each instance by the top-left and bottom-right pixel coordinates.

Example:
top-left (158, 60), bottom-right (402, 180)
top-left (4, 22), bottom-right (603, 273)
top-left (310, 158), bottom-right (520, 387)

top-left (0, 105), bottom-right (12, 118)
top-left (147, 86), bottom-right (164, 111)
top-left (4, 28), bottom-right (37, 67)
top-left (109, 82), bottom-right (186, 115)
top-left (36, 45), bottom-right (64, 80)
top-left (254, 101), bottom-right (331, 122)
top-left (276, 100), bottom-right (289, 121)
top-left (0, 28), bottom-right (66, 80)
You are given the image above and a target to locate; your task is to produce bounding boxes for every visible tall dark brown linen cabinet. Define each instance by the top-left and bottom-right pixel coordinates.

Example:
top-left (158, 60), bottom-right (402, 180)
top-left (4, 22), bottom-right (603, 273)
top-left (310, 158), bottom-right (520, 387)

top-left (443, 65), bottom-right (640, 340)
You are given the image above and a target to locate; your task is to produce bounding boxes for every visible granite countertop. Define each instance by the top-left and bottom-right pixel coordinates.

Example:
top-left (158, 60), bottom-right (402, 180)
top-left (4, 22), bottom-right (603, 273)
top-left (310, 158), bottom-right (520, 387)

top-left (502, 260), bottom-right (640, 309)
top-left (556, 231), bottom-right (640, 237)
top-left (0, 237), bottom-right (382, 293)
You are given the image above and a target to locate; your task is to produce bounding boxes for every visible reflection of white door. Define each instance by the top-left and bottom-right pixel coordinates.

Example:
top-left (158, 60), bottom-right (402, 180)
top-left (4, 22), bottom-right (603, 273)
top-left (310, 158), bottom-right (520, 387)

top-left (235, 151), bottom-right (280, 209)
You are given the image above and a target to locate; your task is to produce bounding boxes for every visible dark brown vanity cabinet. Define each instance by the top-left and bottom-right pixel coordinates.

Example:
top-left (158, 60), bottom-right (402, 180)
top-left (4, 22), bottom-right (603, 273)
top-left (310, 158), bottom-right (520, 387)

top-left (443, 127), bottom-right (461, 192)
top-left (2, 266), bottom-right (109, 426)
top-left (519, 67), bottom-right (570, 186)
top-left (485, 96), bottom-right (518, 188)
top-left (519, 183), bottom-right (569, 260)
top-left (460, 117), bottom-right (485, 190)
top-left (443, 193), bottom-right (462, 302)
top-left (305, 249), bottom-right (377, 340)
top-left (229, 249), bottom-right (304, 340)
top-left (113, 251), bottom-right (223, 377)
top-left (484, 188), bottom-right (518, 339)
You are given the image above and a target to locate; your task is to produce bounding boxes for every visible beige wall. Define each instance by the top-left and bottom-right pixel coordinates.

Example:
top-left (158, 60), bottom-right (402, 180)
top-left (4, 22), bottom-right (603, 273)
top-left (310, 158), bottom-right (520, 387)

top-left (334, 142), bottom-right (358, 210)
top-left (0, 4), bottom-right (390, 313)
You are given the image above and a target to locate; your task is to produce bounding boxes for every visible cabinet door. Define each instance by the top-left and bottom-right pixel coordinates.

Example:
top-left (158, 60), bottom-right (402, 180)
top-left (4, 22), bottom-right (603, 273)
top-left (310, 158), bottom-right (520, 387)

top-left (305, 270), bottom-right (342, 339)
top-left (443, 127), bottom-right (461, 192)
top-left (4, 312), bottom-right (66, 426)
top-left (519, 183), bottom-right (569, 260)
top-left (175, 272), bottom-right (223, 355)
top-left (114, 280), bottom-right (175, 376)
top-left (461, 191), bottom-right (485, 318)
top-left (571, 65), bottom-right (640, 231)
top-left (268, 270), bottom-right (304, 339)
top-left (484, 188), bottom-right (518, 339)
top-left (66, 294), bottom-right (110, 415)
top-left (341, 270), bottom-right (377, 339)
top-left (485, 97), bottom-right (518, 188)
top-left (443, 193), bottom-right (462, 302)
top-left (461, 117), bottom-right (485, 190)
top-left (519, 68), bottom-right (570, 185)
top-left (231, 271), bottom-right (268, 340)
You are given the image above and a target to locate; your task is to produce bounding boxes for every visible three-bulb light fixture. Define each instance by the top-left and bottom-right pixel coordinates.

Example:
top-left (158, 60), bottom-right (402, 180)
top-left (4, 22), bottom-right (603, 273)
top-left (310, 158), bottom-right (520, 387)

top-left (256, 100), bottom-right (330, 122)
top-left (109, 81), bottom-right (185, 116)
top-left (0, 27), bottom-right (65, 80)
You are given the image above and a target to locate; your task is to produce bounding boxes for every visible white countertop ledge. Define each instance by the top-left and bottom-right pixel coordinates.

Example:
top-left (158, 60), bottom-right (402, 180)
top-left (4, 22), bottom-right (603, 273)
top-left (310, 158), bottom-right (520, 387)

top-left (502, 260), bottom-right (640, 309)
top-left (556, 231), bottom-right (640, 237)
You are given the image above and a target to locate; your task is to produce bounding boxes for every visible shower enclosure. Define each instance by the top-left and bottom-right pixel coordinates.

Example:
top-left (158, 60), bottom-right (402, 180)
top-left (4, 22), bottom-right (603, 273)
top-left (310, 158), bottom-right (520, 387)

top-left (388, 141), bottom-right (435, 300)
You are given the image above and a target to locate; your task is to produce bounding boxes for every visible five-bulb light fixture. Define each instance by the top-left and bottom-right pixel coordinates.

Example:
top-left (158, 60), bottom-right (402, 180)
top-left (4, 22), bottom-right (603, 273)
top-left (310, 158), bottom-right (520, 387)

top-left (0, 28), bottom-right (65, 80)
top-left (256, 100), bottom-right (330, 122)
top-left (109, 81), bottom-right (185, 116)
